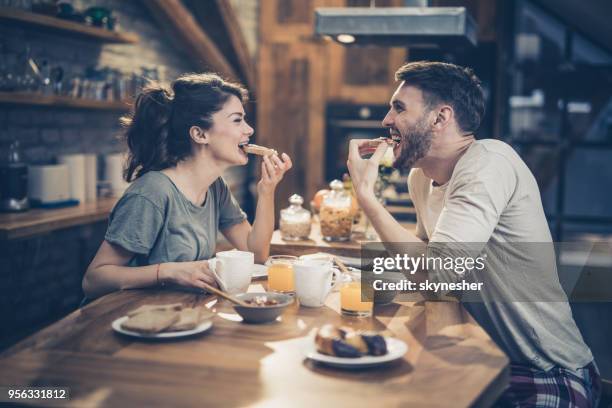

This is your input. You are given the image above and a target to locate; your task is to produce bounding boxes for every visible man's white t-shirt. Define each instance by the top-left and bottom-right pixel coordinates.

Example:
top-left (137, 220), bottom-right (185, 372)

top-left (408, 139), bottom-right (593, 371)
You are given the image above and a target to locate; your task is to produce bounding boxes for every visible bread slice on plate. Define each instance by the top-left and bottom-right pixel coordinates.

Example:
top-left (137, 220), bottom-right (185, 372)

top-left (121, 310), bottom-right (180, 334)
top-left (167, 307), bottom-right (201, 331)
top-left (126, 303), bottom-right (183, 317)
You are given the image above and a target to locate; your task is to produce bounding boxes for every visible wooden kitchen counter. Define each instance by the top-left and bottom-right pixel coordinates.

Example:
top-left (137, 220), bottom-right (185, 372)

top-left (0, 197), bottom-right (118, 240)
top-left (271, 220), bottom-right (417, 258)
top-left (0, 284), bottom-right (509, 407)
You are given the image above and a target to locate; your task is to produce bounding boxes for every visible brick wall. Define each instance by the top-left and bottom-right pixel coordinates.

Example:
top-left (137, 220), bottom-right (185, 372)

top-left (0, 0), bottom-right (258, 350)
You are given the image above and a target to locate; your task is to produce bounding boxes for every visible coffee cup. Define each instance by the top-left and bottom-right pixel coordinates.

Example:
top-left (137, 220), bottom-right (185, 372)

top-left (293, 259), bottom-right (341, 307)
top-left (208, 250), bottom-right (254, 294)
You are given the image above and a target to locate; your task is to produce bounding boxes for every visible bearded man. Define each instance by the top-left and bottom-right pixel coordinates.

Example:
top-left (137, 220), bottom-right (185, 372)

top-left (347, 61), bottom-right (600, 407)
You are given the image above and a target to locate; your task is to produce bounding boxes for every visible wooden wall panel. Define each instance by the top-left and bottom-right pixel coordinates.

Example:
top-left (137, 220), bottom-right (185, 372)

top-left (257, 41), bottom-right (326, 219)
top-left (327, 43), bottom-right (407, 104)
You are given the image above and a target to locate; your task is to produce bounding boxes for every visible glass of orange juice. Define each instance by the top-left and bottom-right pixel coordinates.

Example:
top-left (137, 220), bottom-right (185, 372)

top-left (265, 255), bottom-right (298, 293)
top-left (340, 274), bottom-right (373, 317)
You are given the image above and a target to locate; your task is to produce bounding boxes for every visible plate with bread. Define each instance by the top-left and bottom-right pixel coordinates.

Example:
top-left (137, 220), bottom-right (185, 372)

top-left (306, 324), bottom-right (407, 368)
top-left (112, 303), bottom-right (214, 339)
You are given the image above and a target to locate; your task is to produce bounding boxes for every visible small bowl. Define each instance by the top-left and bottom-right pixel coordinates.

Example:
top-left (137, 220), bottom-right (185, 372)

top-left (232, 292), bottom-right (294, 324)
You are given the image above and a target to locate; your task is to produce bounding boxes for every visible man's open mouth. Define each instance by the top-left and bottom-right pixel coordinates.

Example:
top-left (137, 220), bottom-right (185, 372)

top-left (389, 133), bottom-right (402, 145)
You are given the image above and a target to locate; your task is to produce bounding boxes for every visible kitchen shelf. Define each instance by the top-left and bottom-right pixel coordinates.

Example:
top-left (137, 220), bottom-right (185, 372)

top-left (0, 92), bottom-right (131, 110)
top-left (0, 7), bottom-right (139, 44)
top-left (0, 197), bottom-right (117, 240)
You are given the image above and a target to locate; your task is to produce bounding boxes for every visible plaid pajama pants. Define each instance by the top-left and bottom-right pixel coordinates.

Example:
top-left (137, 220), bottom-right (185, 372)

top-left (497, 361), bottom-right (601, 408)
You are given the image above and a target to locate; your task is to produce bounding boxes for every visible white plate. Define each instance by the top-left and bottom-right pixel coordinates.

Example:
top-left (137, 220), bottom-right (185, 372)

top-left (251, 264), bottom-right (268, 278)
top-left (305, 337), bottom-right (408, 368)
top-left (112, 316), bottom-right (213, 339)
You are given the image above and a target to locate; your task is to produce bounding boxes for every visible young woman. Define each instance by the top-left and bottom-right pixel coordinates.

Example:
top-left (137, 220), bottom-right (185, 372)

top-left (83, 73), bottom-right (292, 299)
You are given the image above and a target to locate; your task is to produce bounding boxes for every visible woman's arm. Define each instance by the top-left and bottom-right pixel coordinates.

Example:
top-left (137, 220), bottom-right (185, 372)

top-left (221, 153), bottom-right (292, 263)
top-left (83, 240), bottom-right (218, 300)
top-left (221, 190), bottom-right (274, 264)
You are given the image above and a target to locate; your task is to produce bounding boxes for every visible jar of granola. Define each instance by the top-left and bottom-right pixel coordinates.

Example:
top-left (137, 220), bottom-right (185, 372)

top-left (280, 194), bottom-right (312, 241)
top-left (320, 179), bottom-right (353, 242)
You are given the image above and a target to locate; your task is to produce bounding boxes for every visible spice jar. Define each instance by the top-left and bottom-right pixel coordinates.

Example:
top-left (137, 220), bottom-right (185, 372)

top-left (280, 194), bottom-right (312, 241)
top-left (320, 179), bottom-right (354, 242)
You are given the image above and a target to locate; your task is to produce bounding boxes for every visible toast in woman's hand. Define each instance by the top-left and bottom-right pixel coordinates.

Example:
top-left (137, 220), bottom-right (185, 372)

top-left (241, 144), bottom-right (278, 157)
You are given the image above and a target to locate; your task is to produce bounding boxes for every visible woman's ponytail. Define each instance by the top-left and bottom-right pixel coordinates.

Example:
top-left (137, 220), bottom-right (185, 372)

top-left (120, 73), bottom-right (248, 181)
top-left (121, 84), bottom-right (174, 181)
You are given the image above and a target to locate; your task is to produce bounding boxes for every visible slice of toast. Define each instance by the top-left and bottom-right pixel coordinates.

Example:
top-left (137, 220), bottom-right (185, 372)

top-left (121, 310), bottom-right (180, 334)
top-left (166, 307), bottom-right (201, 331)
top-left (126, 303), bottom-right (183, 317)
top-left (242, 144), bottom-right (278, 157)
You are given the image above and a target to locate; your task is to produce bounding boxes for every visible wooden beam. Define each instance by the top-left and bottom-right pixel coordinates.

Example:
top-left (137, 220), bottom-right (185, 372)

top-left (143, 0), bottom-right (238, 80)
top-left (214, 0), bottom-right (256, 91)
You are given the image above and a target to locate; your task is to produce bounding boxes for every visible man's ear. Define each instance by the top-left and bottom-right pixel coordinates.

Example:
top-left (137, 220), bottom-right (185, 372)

top-left (432, 106), bottom-right (453, 130)
top-left (189, 126), bottom-right (209, 145)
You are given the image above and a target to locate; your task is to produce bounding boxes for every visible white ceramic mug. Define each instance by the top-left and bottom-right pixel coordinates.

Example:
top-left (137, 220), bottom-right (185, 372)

top-left (208, 250), bottom-right (254, 294)
top-left (293, 259), bottom-right (341, 307)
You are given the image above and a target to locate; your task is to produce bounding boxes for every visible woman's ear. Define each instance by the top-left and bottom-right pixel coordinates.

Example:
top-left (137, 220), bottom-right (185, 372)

top-left (189, 126), bottom-right (209, 145)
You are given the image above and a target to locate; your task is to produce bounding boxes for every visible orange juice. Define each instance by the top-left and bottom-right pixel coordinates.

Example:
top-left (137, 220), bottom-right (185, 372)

top-left (268, 263), bottom-right (295, 292)
top-left (340, 281), bottom-right (373, 317)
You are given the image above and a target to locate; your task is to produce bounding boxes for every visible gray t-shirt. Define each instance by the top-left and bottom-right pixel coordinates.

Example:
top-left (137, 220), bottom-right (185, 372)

top-left (409, 139), bottom-right (593, 371)
top-left (105, 171), bottom-right (246, 266)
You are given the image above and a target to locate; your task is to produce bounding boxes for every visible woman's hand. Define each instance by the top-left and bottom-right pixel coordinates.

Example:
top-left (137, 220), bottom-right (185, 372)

top-left (160, 260), bottom-right (218, 290)
top-left (257, 153), bottom-right (293, 195)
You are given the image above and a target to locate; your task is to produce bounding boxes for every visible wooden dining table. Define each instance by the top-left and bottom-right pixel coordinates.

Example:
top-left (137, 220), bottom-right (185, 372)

top-left (0, 275), bottom-right (510, 407)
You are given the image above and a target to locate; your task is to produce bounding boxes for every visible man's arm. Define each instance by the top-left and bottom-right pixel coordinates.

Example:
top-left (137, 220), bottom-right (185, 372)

top-left (347, 139), bottom-right (428, 283)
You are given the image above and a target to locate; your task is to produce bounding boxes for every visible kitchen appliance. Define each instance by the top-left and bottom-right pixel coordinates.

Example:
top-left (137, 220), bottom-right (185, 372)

top-left (0, 141), bottom-right (29, 212)
top-left (28, 164), bottom-right (76, 207)
top-left (315, 6), bottom-right (477, 49)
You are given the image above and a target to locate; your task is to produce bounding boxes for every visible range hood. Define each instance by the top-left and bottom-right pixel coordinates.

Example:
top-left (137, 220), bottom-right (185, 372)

top-left (314, 7), bottom-right (478, 49)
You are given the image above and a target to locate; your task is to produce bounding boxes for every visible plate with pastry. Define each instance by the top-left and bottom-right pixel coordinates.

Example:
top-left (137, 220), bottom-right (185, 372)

top-left (305, 324), bottom-right (407, 368)
top-left (112, 303), bottom-right (214, 339)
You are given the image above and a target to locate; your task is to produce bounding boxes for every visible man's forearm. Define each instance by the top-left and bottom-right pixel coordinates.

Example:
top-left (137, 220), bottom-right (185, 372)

top-left (359, 193), bottom-right (422, 244)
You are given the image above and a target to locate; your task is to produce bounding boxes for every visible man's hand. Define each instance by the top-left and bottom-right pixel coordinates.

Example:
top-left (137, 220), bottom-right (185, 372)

top-left (347, 139), bottom-right (389, 203)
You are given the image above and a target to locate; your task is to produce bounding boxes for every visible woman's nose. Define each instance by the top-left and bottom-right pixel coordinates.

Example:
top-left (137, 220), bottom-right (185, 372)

top-left (245, 123), bottom-right (254, 136)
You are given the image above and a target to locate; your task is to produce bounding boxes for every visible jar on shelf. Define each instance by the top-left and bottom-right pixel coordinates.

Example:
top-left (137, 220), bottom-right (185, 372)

top-left (279, 194), bottom-right (312, 241)
top-left (320, 179), bottom-right (354, 242)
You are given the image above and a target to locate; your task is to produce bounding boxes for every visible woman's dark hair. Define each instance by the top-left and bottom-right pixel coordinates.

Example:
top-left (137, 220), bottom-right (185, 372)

top-left (395, 61), bottom-right (485, 134)
top-left (121, 73), bottom-right (248, 181)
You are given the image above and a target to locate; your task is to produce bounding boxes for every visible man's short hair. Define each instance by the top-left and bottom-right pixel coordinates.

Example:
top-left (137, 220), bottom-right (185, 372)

top-left (395, 61), bottom-right (485, 134)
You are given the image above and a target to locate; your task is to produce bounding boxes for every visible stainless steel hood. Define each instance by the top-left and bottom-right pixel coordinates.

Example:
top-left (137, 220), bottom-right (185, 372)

top-left (314, 7), bottom-right (478, 49)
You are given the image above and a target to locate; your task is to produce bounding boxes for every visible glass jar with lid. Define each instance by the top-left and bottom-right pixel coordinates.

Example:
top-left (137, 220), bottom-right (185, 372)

top-left (279, 194), bottom-right (312, 241)
top-left (320, 179), bottom-right (354, 242)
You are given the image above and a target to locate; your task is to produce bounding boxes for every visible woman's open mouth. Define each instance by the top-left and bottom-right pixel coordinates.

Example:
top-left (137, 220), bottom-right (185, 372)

top-left (238, 141), bottom-right (249, 158)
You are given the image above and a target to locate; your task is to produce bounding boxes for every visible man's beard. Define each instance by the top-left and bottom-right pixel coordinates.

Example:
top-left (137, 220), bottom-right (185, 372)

top-left (392, 116), bottom-right (433, 171)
